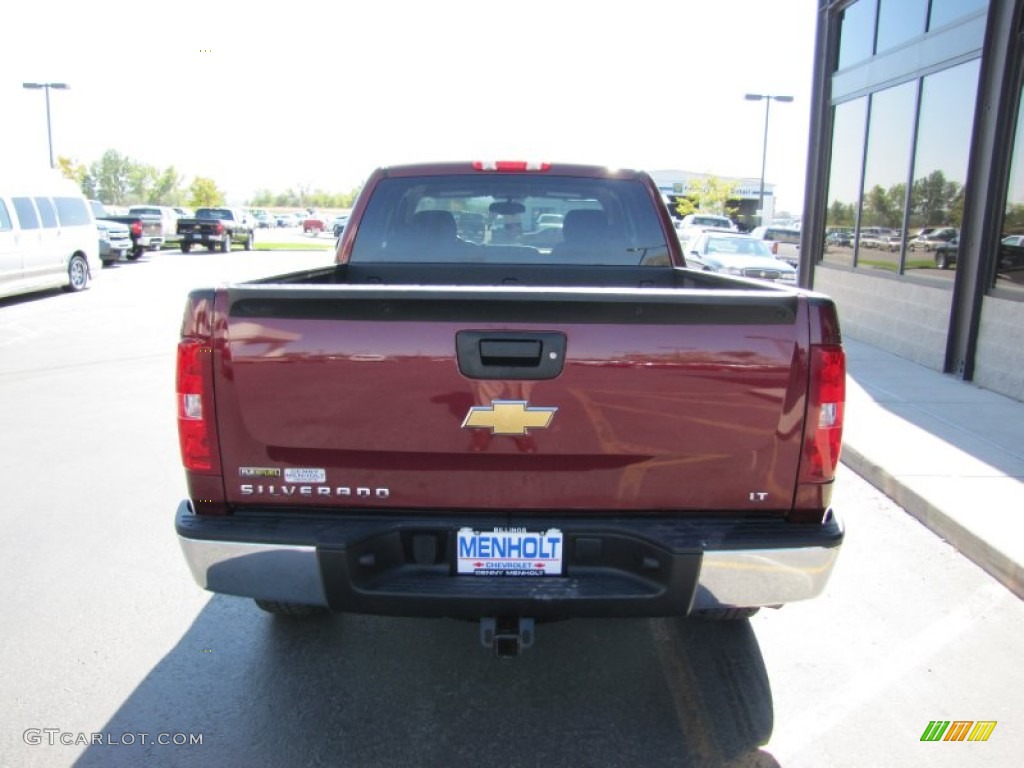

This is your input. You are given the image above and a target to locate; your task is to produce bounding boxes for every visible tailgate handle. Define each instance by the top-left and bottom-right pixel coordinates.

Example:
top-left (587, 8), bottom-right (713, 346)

top-left (479, 339), bottom-right (541, 366)
top-left (457, 331), bottom-right (566, 380)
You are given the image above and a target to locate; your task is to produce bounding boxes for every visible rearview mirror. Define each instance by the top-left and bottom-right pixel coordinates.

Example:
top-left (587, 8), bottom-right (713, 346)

top-left (489, 200), bottom-right (526, 215)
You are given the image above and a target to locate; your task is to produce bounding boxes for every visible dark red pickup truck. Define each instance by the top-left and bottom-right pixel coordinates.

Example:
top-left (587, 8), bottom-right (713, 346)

top-left (175, 161), bottom-right (845, 655)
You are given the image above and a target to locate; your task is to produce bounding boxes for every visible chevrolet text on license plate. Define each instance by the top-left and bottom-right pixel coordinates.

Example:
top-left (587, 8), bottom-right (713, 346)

top-left (457, 528), bottom-right (563, 576)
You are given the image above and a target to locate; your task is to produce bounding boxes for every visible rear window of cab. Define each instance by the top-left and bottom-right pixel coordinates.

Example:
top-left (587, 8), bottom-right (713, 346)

top-left (350, 174), bottom-right (670, 266)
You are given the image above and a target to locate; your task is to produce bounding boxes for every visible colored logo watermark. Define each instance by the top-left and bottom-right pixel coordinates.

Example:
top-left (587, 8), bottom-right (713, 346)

top-left (920, 721), bottom-right (997, 742)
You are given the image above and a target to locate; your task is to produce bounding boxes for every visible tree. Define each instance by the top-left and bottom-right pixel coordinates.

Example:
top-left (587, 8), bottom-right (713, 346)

top-left (60, 147), bottom-right (360, 209)
top-left (827, 198), bottom-right (855, 228)
top-left (128, 163), bottom-right (159, 204)
top-left (1004, 203), bottom-right (1024, 233)
top-left (674, 175), bottom-right (740, 219)
top-left (250, 188), bottom-right (276, 206)
top-left (886, 182), bottom-right (907, 220)
top-left (188, 177), bottom-right (226, 208)
top-left (56, 156), bottom-right (85, 185)
top-left (947, 185), bottom-right (966, 227)
top-left (152, 166), bottom-right (186, 206)
top-left (862, 184), bottom-right (897, 227)
top-left (913, 168), bottom-right (958, 227)
top-left (90, 149), bottom-right (133, 204)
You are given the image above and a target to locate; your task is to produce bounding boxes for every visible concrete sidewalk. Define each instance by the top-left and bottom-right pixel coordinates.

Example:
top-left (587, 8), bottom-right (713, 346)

top-left (840, 338), bottom-right (1024, 600)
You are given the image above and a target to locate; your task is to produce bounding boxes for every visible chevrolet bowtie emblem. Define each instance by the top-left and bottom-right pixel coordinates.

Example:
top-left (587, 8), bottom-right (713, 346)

top-left (461, 400), bottom-right (557, 436)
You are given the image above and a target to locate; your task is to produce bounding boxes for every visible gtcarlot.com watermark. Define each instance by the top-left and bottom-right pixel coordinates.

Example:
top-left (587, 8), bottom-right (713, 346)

top-left (24, 729), bottom-right (203, 747)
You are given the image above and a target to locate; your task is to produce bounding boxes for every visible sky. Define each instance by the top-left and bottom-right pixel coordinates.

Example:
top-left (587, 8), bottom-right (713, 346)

top-left (1, 0), bottom-right (818, 213)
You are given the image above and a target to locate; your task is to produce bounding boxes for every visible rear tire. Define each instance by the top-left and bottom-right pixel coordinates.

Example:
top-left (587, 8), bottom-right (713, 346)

top-left (220, 235), bottom-right (231, 253)
top-left (64, 254), bottom-right (89, 292)
top-left (128, 246), bottom-right (144, 261)
top-left (936, 253), bottom-right (949, 269)
top-left (254, 599), bottom-right (329, 617)
top-left (244, 231), bottom-right (254, 250)
top-left (180, 242), bottom-right (192, 253)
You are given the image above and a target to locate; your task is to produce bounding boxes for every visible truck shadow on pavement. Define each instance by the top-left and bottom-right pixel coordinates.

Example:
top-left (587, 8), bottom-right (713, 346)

top-left (74, 596), bottom-right (779, 768)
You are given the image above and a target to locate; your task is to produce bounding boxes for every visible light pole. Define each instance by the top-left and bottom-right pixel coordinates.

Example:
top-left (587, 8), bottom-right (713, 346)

top-left (744, 93), bottom-right (793, 227)
top-left (22, 82), bottom-right (69, 168)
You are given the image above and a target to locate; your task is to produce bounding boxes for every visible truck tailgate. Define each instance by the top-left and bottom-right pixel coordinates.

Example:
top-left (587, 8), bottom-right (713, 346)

top-left (213, 284), bottom-right (810, 513)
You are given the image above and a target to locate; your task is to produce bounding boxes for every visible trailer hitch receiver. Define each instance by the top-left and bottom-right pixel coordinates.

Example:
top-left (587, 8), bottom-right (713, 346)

top-left (480, 617), bottom-right (535, 658)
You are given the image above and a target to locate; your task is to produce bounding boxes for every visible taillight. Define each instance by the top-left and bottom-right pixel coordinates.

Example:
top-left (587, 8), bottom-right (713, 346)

top-left (473, 161), bottom-right (551, 172)
top-left (771, 242), bottom-right (779, 255)
top-left (176, 337), bottom-right (219, 473)
top-left (215, 222), bottom-right (225, 235)
top-left (131, 221), bottom-right (142, 236)
top-left (800, 345), bottom-right (845, 483)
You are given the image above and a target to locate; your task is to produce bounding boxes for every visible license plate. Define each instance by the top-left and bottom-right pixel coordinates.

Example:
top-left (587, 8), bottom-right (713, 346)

top-left (456, 528), bottom-right (563, 576)
top-left (192, 233), bottom-right (203, 240)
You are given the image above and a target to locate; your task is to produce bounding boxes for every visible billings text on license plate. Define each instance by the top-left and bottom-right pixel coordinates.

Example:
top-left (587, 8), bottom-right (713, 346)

top-left (457, 528), bottom-right (563, 577)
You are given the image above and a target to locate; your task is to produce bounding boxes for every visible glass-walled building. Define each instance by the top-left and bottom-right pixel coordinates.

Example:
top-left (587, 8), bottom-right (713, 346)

top-left (803, 0), bottom-right (1024, 401)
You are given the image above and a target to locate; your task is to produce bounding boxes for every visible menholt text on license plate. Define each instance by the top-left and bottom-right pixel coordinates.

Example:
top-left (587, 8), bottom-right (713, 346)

top-left (456, 528), bottom-right (563, 576)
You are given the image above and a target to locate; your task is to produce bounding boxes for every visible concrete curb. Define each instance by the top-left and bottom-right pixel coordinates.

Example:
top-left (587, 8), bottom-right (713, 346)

top-left (841, 446), bottom-right (1024, 601)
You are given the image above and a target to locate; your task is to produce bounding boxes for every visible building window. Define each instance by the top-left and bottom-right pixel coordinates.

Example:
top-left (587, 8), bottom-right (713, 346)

top-left (906, 60), bottom-right (980, 275)
top-left (837, 0), bottom-right (877, 71)
top-left (929, 0), bottom-right (988, 31)
top-left (997, 78), bottom-right (1024, 298)
top-left (856, 81), bottom-right (917, 273)
top-left (822, 98), bottom-right (867, 267)
top-left (876, 0), bottom-right (928, 55)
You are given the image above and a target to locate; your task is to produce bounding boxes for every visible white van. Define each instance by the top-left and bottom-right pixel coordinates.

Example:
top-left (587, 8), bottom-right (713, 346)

top-left (0, 171), bottom-right (99, 299)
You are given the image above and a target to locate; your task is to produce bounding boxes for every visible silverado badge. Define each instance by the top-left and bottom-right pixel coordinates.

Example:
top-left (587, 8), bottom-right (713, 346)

top-left (461, 400), bottom-right (557, 436)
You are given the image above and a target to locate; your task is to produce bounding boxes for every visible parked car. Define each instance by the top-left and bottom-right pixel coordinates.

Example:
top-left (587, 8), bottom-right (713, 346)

top-left (176, 207), bottom-right (255, 252)
top-left (329, 214), bottom-right (349, 238)
top-left (172, 160), bottom-right (846, 650)
top-left (999, 234), bottom-right (1024, 276)
top-left (536, 213), bottom-right (564, 229)
top-left (519, 224), bottom-right (565, 250)
top-left (250, 209), bottom-right (276, 229)
top-left (825, 229), bottom-right (852, 247)
top-left (909, 227), bottom-right (957, 251)
top-left (92, 201), bottom-right (163, 260)
top-left (934, 236), bottom-right (959, 269)
top-left (681, 231), bottom-right (797, 284)
top-left (750, 225), bottom-right (801, 268)
top-left (883, 231), bottom-right (906, 253)
top-left (676, 213), bottom-right (737, 232)
top-left (303, 214), bottom-right (328, 235)
top-left (96, 219), bottom-right (132, 266)
top-left (275, 213), bottom-right (299, 228)
top-left (1, 172), bottom-right (100, 298)
top-left (127, 205), bottom-right (179, 248)
top-left (857, 226), bottom-right (896, 250)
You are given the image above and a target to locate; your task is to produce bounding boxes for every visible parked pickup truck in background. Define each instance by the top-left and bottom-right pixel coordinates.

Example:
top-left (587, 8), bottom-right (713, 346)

top-left (88, 200), bottom-right (162, 261)
top-left (176, 207), bottom-right (254, 253)
top-left (128, 205), bottom-right (181, 249)
top-left (174, 161), bottom-right (846, 656)
top-left (302, 212), bottom-right (328, 235)
top-left (95, 218), bottom-right (132, 266)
